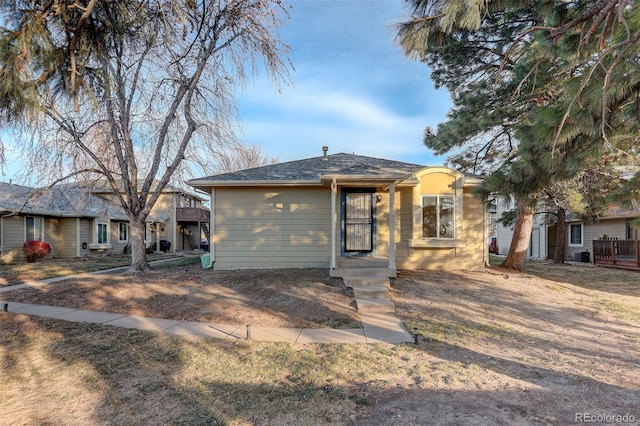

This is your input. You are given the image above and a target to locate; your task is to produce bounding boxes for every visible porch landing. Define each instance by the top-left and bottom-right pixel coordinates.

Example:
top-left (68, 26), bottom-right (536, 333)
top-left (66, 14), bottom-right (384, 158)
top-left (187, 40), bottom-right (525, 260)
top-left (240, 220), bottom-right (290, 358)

top-left (330, 256), bottom-right (396, 278)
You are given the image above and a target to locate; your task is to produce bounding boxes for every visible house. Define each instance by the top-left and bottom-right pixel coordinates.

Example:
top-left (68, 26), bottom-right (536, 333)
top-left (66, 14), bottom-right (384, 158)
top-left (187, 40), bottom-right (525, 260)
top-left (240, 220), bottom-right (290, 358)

top-left (187, 149), bottom-right (488, 273)
top-left (565, 206), bottom-right (640, 263)
top-left (0, 180), bottom-right (210, 262)
top-left (494, 196), bottom-right (640, 263)
top-left (81, 181), bottom-right (210, 253)
top-left (0, 182), bottom-right (130, 262)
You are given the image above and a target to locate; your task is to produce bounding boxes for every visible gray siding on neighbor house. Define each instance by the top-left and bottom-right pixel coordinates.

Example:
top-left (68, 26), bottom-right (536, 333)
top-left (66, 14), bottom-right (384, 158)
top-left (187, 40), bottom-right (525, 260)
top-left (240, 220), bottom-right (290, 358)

top-left (44, 218), bottom-right (61, 257)
top-left (565, 218), bottom-right (628, 262)
top-left (1, 216), bottom-right (25, 262)
top-left (57, 218), bottom-right (79, 258)
top-left (213, 187), bottom-right (331, 269)
top-left (79, 218), bottom-right (92, 257)
top-left (110, 221), bottom-right (128, 255)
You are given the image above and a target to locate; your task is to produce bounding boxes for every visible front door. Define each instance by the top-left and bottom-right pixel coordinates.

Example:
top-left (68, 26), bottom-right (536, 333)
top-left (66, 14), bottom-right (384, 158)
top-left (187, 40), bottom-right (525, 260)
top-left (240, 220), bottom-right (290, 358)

top-left (343, 190), bottom-right (375, 254)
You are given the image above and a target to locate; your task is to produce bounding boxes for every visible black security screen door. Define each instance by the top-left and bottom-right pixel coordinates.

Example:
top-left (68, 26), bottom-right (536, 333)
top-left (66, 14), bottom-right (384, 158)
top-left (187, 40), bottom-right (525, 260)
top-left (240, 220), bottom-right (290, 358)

top-left (344, 191), bottom-right (373, 252)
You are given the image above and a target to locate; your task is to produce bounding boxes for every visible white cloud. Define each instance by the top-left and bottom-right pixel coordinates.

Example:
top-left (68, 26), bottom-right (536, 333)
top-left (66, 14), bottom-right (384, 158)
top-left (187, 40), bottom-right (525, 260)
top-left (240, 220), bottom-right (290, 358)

top-left (237, 79), bottom-right (444, 165)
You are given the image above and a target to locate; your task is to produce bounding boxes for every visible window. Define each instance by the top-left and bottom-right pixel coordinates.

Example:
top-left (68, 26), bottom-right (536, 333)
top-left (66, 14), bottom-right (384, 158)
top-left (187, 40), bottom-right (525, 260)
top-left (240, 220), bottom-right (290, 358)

top-left (119, 223), bottom-right (128, 242)
top-left (98, 223), bottom-right (109, 244)
top-left (25, 216), bottom-right (44, 241)
top-left (626, 219), bottom-right (638, 240)
top-left (422, 195), bottom-right (455, 239)
top-left (569, 223), bottom-right (583, 246)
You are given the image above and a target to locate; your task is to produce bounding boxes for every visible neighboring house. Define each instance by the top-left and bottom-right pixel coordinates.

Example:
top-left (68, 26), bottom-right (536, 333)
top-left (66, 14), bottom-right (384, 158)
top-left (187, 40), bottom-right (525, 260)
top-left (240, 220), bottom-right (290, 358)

top-left (564, 207), bottom-right (640, 263)
top-left (495, 195), bottom-right (640, 262)
top-left (0, 182), bottom-right (130, 262)
top-left (187, 150), bottom-right (488, 273)
top-left (84, 181), bottom-right (210, 253)
top-left (0, 181), bottom-right (210, 262)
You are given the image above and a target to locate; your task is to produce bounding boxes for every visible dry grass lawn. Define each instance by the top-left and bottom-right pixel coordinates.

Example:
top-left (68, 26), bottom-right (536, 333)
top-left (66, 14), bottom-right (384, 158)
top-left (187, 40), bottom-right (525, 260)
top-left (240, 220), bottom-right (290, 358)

top-left (2, 263), bottom-right (359, 329)
top-left (0, 253), bottom-right (178, 287)
top-left (1, 259), bottom-right (639, 425)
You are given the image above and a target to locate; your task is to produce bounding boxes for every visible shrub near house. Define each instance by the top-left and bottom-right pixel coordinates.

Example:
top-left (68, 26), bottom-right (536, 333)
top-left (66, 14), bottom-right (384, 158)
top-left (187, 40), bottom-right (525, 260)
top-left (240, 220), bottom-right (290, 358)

top-left (23, 240), bottom-right (52, 262)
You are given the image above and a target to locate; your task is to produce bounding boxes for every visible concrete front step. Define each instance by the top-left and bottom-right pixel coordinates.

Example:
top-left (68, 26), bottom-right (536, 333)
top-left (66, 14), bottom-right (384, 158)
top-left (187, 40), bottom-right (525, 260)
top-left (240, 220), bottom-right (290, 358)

top-left (343, 277), bottom-right (390, 289)
top-left (331, 267), bottom-right (396, 278)
top-left (351, 285), bottom-right (390, 300)
top-left (356, 298), bottom-right (395, 314)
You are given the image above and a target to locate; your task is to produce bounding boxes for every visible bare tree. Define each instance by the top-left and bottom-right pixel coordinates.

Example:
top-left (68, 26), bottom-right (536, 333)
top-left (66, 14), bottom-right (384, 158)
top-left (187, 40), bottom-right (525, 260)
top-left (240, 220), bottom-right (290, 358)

top-left (199, 140), bottom-right (279, 175)
top-left (0, 0), bottom-right (291, 272)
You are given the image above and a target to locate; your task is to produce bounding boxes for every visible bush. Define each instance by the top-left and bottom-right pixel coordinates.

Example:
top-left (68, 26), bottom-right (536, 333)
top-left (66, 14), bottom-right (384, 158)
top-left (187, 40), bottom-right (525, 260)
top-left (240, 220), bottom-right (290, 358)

top-left (23, 240), bottom-right (52, 263)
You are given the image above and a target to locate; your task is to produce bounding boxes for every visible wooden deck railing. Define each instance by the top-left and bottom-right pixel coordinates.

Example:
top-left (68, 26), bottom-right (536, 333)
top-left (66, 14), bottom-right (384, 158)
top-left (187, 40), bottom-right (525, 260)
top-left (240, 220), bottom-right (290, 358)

top-left (592, 239), bottom-right (640, 269)
top-left (176, 207), bottom-right (210, 222)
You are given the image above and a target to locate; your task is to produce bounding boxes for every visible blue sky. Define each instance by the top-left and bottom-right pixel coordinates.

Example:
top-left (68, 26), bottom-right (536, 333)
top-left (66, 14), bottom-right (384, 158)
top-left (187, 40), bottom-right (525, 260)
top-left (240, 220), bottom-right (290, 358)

top-left (237, 0), bottom-right (451, 164)
top-left (1, 0), bottom-right (451, 182)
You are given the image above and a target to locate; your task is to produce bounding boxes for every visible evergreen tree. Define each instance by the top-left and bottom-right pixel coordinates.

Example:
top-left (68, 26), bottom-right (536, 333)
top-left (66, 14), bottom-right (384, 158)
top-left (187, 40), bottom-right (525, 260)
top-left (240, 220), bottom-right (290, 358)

top-left (397, 0), bottom-right (640, 270)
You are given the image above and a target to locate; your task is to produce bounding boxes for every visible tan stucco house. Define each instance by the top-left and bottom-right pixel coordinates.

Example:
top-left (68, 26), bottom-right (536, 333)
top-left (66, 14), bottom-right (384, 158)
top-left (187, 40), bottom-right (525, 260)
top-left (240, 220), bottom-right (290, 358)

top-left (188, 150), bottom-right (488, 274)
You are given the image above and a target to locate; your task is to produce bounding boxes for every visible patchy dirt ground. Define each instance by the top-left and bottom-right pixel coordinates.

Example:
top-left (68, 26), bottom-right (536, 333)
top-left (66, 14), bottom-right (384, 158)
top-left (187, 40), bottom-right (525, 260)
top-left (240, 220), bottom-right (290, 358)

top-left (1, 261), bottom-right (639, 425)
top-left (2, 265), bottom-right (360, 329)
top-left (362, 264), bottom-right (640, 425)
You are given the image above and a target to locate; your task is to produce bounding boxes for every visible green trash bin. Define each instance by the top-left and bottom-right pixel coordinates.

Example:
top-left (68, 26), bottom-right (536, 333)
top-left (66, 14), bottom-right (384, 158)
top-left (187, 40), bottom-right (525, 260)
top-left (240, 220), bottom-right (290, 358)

top-left (200, 253), bottom-right (211, 269)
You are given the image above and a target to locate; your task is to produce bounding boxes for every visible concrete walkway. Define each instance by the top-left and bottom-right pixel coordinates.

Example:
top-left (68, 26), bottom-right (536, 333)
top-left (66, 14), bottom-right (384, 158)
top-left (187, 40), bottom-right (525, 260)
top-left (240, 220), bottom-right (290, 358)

top-left (0, 300), bottom-right (414, 344)
top-left (0, 261), bottom-right (414, 345)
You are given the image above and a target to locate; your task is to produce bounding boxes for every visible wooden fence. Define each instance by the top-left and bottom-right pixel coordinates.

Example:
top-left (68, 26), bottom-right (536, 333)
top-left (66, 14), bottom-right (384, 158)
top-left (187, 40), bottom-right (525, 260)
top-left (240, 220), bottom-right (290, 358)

top-left (592, 239), bottom-right (640, 269)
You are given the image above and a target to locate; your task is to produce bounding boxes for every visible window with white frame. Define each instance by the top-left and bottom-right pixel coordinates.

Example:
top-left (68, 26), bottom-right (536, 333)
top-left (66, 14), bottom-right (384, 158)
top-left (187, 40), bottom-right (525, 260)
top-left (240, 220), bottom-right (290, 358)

top-left (569, 223), bottom-right (583, 246)
top-left (119, 223), bottom-right (128, 242)
top-left (422, 195), bottom-right (455, 239)
top-left (97, 222), bottom-right (109, 244)
top-left (25, 216), bottom-right (44, 241)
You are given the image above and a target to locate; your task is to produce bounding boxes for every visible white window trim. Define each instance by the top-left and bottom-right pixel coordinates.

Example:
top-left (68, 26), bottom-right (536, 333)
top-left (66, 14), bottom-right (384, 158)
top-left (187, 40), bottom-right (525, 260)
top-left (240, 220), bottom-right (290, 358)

top-left (89, 221), bottom-right (112, 250)
top-left (118, 222), bottom-right (129, 243)
top-left (568, 223), bottom-right (584, 247)
top-left (25, 216), bottom-right (44, 241)
top-left (97, 222), bottom-right (110, 244)
top-left (421, 194), bottom-right (456, 240)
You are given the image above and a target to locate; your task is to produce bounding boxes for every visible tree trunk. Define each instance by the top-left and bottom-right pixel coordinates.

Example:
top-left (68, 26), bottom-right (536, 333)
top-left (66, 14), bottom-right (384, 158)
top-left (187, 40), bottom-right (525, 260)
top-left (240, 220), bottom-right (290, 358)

top-left (127, 217), bottom-right (149, 273)
top-left (501, 201), bottom-right (535, 271)
top-left (553, 207), bottom-right (567, 264)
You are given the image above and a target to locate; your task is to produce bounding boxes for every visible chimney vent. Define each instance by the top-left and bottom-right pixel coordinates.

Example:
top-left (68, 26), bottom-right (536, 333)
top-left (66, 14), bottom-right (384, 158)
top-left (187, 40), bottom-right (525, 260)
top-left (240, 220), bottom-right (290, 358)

top-left (322, 146), bottom-right (328, 160)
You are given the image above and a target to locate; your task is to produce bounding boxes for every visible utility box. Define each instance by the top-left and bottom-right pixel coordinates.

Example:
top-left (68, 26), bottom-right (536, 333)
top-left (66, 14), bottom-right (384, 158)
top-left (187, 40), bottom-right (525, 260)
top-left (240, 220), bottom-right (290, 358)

top-left (575, 251), bottom-right (590, 262)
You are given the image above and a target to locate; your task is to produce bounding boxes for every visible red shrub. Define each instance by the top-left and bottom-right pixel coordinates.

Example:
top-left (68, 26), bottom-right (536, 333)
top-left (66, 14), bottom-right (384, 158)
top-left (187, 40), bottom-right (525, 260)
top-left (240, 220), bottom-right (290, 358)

top-left (23, 240), bottom-right (52, 263)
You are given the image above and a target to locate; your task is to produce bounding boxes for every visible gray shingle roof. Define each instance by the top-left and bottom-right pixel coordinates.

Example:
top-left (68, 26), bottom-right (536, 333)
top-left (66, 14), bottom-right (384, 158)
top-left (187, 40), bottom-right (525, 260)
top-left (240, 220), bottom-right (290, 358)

top-left (0, 182), bottom-right (128, 220)
top-left (188, 153), bottom-right (427, 184)
top-left (59, 179), bottom-right (207, 201)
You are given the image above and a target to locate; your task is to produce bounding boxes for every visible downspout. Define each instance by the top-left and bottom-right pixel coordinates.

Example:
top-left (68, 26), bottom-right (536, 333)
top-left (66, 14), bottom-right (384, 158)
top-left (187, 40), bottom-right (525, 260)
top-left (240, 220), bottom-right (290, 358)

top-left (330, 179), bottom-right (337, 270)
top-left (76, 218), bottom-right (81, 257)
top-left (484, 194), bottom-right (488, 266)
top-left (1, 216), bottom-right (4, 259)
top-left (208, 188), bottom-right (215, 268)
top-left (172, 196), bottom-right (177, 252)
top-left (389, 182), bottom-right (396, 271)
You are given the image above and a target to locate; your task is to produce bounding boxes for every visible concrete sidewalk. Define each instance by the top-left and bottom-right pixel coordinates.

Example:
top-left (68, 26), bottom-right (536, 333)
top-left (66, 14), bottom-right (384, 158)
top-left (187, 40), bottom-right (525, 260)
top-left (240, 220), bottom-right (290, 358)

top-left (0, 300), bottom-right (414, 344)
